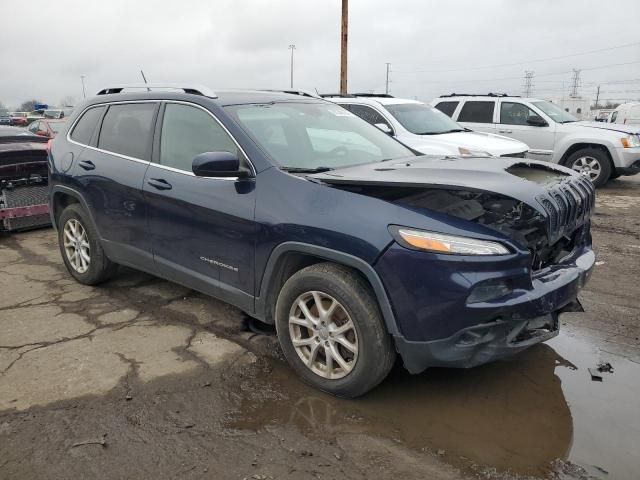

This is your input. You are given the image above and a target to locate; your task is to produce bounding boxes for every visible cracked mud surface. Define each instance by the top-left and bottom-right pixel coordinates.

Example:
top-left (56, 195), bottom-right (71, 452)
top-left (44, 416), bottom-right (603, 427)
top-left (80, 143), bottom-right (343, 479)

top-left (1, 176), bottom-right (640, 480)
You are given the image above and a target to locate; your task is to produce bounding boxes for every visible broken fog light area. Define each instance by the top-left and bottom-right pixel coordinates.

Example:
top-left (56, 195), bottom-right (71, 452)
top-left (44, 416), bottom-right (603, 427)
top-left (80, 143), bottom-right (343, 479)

top-left (511, 314), bottom-right (558, 343)
top-left (466, 279), bottom-right (512, 304)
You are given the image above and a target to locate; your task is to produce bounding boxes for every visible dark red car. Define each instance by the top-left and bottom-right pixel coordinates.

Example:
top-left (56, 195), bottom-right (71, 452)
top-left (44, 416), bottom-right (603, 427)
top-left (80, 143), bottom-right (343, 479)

top-left (27, 118), bottom-right (67, 138)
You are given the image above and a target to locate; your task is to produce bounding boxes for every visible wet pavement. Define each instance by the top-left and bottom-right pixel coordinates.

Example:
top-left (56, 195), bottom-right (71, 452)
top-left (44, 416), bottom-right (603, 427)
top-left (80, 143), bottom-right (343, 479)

top-left (1, 175), bottom-right (639, 479)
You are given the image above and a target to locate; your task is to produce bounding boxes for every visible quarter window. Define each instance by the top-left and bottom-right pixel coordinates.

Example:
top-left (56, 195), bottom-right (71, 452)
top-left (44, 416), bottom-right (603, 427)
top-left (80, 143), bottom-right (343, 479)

top-left (346, 104), bottom-right (393, 132)
top-left (458, 101), bottom-right (495, 123)
top-left (70, 106), bottom-right (105, 145)
top-left (98, 103), bottom-right (156, 160)
top-left (610, 111), bottom-right (618, 123)
top-left (500, 102), bottom-right (538, 125)
top-left (159, 103), bottom-right (238, 172)
top-left (434, 101), bottom-right (459, 117)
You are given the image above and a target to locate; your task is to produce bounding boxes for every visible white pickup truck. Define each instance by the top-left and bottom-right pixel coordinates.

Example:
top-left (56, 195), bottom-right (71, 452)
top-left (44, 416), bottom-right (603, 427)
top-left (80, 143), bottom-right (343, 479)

top-left (432, 94), bottom-right (640, 186)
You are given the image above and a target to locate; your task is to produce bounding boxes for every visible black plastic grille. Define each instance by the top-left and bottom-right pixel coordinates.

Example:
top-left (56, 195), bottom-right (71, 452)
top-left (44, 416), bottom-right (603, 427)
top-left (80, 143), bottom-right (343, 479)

top-left (537, 175), bottom-right (595, 243)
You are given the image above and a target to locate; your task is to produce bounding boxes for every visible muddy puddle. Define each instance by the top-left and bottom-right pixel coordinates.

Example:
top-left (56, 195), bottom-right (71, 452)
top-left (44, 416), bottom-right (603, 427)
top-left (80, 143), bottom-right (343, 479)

top-left (226, 329), bottom-right (640, 479)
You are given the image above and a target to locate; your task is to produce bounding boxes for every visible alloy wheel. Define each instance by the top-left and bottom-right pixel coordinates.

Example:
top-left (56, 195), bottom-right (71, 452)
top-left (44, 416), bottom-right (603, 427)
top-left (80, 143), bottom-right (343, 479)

top-left (571, 156), bottom-right (601, 182)
top-left (63, 218), bottom-right (90, 274)
top-left (288, 291), bottom-right (358, 379)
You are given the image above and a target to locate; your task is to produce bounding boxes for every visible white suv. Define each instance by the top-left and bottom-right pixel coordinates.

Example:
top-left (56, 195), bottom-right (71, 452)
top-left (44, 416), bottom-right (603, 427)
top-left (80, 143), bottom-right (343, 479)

top-left (324, 94), bottom-right (528, 159)
top-left (432, 94), bottom-right (640, 186)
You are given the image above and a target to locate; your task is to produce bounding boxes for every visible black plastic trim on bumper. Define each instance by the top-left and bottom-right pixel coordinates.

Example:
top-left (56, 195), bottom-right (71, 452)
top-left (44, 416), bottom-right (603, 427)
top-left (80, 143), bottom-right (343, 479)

top-left (395, 313), bottom-right (559, 374)
top-left (616, 160), bottom-right (640, 176)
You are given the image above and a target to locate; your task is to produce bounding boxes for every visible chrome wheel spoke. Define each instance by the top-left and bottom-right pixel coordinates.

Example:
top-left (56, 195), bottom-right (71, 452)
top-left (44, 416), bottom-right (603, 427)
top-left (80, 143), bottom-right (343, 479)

top-left (288, 290), bottom-right (359, 380)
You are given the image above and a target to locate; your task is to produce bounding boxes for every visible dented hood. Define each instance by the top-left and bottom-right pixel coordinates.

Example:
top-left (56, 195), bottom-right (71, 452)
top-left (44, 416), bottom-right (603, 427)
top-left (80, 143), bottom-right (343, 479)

top-left (309, 156), bottom-right (575, 208)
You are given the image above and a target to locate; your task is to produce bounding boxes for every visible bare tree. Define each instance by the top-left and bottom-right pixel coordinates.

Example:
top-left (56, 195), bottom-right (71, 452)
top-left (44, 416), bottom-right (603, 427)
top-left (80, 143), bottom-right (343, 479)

top-left (19, 99), bottom-right (42, 112)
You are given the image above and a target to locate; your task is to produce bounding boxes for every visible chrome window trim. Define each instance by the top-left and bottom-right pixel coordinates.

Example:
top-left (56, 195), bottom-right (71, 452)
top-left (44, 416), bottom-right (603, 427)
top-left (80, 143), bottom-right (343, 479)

top-left (66, 99), bottom-right (256, 178)
top-left (159, 100), bottom-right (256, 177)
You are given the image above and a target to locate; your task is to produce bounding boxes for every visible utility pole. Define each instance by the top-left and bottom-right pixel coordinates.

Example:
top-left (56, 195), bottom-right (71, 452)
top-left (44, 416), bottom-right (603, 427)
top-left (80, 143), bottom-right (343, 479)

top-left (339, 0), bottom-right (348, 95)
top-left (385, 63), bottom-right (391, 95)
top-left (570, 69), bottom-right (581, 97)
top-left (523, 70), bottom-right (534, 97)
top-left (80, 75), bottom-right (86, 99)
top-left (595, 85), bottom-right (601, 108)
top-left (288, 44), bottom-right (296, 88)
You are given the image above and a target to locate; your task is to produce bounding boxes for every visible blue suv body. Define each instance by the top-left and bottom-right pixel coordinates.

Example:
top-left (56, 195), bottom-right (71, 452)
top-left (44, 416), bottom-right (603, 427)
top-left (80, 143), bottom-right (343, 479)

top-left (49, 85), bottom-right (595, 397)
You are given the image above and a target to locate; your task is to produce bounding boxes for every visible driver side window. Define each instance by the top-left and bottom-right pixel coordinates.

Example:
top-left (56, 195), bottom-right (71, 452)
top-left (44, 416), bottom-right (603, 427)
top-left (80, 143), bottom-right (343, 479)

top-left (500, 102), bottom-right (538, 126)
top-left (346, 104), bottom-right (393, 133)
top-left (160, 103), bottom-right (239, 172)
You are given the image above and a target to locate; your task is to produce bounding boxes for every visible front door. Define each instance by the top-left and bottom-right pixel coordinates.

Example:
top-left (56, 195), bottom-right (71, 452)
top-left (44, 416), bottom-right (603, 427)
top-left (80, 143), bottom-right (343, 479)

top-left (143, 102), bottom-right (256, 312)
top-left (497, 100), bottom-right (555, 161)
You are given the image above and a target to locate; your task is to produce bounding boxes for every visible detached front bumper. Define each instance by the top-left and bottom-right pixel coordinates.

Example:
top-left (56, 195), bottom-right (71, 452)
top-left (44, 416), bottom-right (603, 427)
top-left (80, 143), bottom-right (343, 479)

top-left (376, 243), bottom-right (595, 374)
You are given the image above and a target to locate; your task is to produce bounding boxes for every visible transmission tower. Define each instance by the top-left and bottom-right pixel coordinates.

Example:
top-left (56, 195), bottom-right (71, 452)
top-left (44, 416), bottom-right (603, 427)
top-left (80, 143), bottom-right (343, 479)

top-left (570, 69), bottom-right (581, 97)
top-left (523, 71), bottom-right (534, 97)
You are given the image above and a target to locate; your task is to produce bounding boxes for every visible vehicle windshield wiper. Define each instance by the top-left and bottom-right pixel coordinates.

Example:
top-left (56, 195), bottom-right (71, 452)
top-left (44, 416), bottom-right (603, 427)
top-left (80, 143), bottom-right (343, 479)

top-left (415, 129), bottom-right (465, 135)
top-left (280, 166), bottom-right (334, 173)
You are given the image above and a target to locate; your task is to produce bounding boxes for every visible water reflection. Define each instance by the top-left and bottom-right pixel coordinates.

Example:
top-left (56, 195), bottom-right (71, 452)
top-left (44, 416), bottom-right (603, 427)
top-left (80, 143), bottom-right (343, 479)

top-left (228, 343), bottom-right (574, 476)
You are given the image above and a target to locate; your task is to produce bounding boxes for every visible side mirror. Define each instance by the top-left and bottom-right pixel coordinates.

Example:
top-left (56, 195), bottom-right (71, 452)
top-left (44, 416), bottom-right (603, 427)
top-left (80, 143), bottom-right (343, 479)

top-left (374, 123), bottom-right (393, 135)
top-left (526, 115), bottom-right (548, 127)
top-left (192, 151), bottom-right (248, 178)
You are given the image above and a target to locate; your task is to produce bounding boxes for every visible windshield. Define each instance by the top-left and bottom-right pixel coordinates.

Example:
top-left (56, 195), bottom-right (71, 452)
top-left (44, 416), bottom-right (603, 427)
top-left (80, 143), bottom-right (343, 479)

top-left (227, 103), bottom-right (414, 170)
top-left (532, 101), bottom-right (577, 124)
top-left (385, 102), bottom-right (464, 135)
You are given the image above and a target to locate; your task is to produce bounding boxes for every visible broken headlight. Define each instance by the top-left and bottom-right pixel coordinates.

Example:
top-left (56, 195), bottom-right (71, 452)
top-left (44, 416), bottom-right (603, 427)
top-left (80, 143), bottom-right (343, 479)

top-left (390, 226), bottom-right (510, 255)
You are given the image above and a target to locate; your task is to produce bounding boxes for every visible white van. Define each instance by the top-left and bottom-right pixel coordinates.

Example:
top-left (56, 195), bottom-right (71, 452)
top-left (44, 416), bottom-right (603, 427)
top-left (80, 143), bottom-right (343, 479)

top-left (609, 102), bottom-right (640, 126)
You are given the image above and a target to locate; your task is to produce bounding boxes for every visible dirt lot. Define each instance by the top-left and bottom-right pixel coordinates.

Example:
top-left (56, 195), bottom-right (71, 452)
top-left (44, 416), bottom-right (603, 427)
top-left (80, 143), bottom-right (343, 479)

top-left (1, 176), bottom-right (639, 480)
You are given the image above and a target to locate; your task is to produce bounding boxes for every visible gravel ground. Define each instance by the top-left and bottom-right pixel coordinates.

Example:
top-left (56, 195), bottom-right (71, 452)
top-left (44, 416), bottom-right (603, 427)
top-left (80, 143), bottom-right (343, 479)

top-left (0, 175), bottom-right (639, 480)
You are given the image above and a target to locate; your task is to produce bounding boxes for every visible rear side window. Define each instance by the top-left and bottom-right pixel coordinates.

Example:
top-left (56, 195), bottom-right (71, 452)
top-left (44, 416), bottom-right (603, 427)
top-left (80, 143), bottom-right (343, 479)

top-left (458, 101), bottom-right (495, 123)
top-left (434, 101), bottom-right (458, 117)
top-left (98, 103), bottom-right (156, 160)
top-left (159, 103), bottom-right (238, 172)
top-left (346, 104), bottom-right (393, 132)
top-left (70, 106), bottom-right (105, 145)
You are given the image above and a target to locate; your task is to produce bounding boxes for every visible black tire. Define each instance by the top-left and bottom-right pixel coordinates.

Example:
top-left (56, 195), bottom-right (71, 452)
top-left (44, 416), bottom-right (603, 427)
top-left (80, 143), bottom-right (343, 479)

top-left (564, 147), bottom-right (612, 187)
top-left (609, 170), bottom-right (621, 180)
top-left (275, 262), bottom-right (396, 398)
top-left (58, 203), bottom-right (118, 285)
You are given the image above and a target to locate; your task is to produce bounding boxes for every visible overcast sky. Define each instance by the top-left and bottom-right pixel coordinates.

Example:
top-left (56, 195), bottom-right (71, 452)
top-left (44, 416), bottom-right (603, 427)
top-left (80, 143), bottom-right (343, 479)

top-left (1, 0), bottom-right (639, 108)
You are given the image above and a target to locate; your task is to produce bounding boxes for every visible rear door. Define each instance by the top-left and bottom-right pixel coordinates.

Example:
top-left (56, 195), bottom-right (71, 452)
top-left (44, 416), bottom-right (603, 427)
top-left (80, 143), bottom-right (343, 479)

top-left (455, 100), bottom-right (497, 134)
top-left (497, 100), bottom-right (555, 160)
top-left (71, 102), bottom-right (158, 269)
top-left (143, 102), bottom-right (256, 311)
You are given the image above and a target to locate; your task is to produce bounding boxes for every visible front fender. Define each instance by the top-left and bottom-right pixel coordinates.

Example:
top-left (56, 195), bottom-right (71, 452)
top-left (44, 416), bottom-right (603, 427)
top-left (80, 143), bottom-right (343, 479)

top-left (254, 241), bottom-right (400, 336)
top-left (552, 134), bottom-right (620, 165)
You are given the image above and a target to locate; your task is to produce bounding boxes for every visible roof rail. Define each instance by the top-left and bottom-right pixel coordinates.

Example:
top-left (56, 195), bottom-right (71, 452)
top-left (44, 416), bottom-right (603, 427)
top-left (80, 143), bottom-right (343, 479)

top-left (352, 93), bottom-right (395, 98)
top-left (96, 84), bottom-right (217, 98)
top-left (260, 89), bottom-right (321, 99)
top-left (438, 93), bottom-right (517, 98)
top-left (320, 93), bottom-right (356, 98)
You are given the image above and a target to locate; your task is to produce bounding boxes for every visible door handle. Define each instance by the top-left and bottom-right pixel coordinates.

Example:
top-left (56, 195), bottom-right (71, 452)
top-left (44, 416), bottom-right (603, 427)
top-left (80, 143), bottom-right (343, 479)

top-left (147, 178), bottom-right (172, 190)
top-left (78, 160), bottom-right (95, 170)
top-left (498, 129), bottom-right (513, 134)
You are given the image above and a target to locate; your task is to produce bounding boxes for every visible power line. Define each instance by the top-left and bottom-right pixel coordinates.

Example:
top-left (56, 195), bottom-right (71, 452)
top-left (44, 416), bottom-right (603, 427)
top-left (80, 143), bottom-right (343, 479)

top-left (393, 40), bottom-right (640, 74)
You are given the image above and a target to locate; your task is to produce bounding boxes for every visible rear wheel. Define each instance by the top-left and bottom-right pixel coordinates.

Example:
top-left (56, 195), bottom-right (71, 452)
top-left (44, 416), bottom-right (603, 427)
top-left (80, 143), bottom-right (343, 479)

top-left (58, 203), bottom-right (118, 285)
top-left (565, 148), bottom-right (612, 187)
top-left (275, 263), bottom-right (395, 398)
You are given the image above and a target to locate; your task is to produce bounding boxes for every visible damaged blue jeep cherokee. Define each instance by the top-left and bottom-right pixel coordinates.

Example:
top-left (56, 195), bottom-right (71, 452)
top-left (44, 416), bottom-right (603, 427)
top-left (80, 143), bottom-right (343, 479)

top-left (49, 85), bottom-right (595, 397)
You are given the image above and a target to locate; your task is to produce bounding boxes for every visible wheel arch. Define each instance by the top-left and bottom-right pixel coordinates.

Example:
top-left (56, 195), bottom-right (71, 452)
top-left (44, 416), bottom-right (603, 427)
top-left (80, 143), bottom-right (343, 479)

top-left (558, 142), bottom-right (614, 170)
top-left (255, 242), bottom-right (399, 336)
top-left (50, 186), bottom-right (99, 235)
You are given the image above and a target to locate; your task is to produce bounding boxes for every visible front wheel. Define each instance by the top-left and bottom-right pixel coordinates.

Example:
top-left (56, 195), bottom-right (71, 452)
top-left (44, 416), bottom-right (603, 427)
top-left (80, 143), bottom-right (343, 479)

top-left (565, 148), bottom-right (612, 187)
top-left (275, 263), bottom-right (396, 398)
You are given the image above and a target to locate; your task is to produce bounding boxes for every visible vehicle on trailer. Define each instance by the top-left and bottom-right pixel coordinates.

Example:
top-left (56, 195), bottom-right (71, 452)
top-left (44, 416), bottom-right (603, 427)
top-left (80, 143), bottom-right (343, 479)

top-left (10, 112), bottom-right (29, 126)
top-left (0, 126), bottom-right (50, 232)
top-left (323, 93), bottom-right (529, 158)
top-left (27, 118), bottom-right (67, 138)
top-left (432, 93), bottom-right (640, 186)
top-left (50, 84), bottom-right (595, 397)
